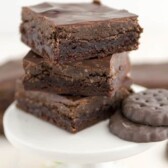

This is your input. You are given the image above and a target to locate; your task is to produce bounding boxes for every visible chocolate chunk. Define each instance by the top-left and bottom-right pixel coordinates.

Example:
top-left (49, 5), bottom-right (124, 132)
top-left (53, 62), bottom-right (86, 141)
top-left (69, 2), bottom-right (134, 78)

top-left (21, 2), bottom-right (142, 63)
top-left (122, 89), bottom-right (168, 126)
top-left (109, 111), bottom-right (168, 142)
top-left (23, 51), bottom-right (131, 96)
top-left (16, 80), bottom-right (130, 133)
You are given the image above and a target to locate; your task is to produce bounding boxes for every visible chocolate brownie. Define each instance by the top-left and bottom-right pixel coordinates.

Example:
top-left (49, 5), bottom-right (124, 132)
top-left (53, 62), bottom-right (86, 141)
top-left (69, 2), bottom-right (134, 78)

top-left (23, 51), bottom-right (131, 96)
top-left (16, 80), bottom-right (131, 133)
top-left (0, 60), bottom-right (23, 133)
top-left (20, 2), bottom-right (142, 63)
top-left (132, 63), bottom-right (168, 89)
top-left (122, 89), bottom-right (168, 126)
top-left (109, 111), bottom-right (168, 143)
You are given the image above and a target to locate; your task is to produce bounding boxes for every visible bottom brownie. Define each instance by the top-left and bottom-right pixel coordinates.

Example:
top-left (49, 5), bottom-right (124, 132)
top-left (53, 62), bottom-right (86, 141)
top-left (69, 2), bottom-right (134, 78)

top-left (15, 80), bottom-right (131, 133)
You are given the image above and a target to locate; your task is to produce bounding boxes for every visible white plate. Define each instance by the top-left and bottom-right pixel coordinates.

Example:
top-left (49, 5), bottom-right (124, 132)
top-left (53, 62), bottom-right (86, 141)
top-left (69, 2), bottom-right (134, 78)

top-left (3, 85), bottom-right (155, 164)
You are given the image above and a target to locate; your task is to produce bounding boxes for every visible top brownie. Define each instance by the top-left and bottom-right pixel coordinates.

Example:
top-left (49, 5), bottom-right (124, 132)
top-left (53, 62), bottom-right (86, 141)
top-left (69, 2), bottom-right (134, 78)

top-left (21, 2), bottom-right (142, 63)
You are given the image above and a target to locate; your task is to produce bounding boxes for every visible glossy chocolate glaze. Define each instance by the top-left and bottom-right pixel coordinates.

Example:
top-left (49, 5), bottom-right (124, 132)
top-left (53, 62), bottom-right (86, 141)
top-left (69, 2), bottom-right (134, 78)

top-left (25, 2), bottom-right (137, 25)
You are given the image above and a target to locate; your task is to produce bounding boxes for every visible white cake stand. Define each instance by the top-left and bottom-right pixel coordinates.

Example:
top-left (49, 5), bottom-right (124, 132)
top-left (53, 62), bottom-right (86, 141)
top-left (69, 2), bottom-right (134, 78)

top-left (3, 85), bottom-right (155, 168)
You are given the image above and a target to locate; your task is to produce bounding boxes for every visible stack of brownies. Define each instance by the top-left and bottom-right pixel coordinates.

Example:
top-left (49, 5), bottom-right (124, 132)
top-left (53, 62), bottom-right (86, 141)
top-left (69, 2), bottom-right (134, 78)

top-left (15, 1), bottom-right (142, 133)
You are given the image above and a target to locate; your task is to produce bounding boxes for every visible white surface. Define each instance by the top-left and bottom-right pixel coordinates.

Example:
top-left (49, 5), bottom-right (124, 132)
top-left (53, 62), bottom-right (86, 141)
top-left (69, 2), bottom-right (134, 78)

top-left (0, 136), bottom-right (168, 168)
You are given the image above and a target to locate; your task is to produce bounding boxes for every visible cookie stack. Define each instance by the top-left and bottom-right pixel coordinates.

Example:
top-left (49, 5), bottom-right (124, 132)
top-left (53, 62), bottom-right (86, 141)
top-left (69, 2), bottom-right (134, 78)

top-left (16, 2), bottom-right (142, 133)
top-left (110, 89), bottom-right (168, 142)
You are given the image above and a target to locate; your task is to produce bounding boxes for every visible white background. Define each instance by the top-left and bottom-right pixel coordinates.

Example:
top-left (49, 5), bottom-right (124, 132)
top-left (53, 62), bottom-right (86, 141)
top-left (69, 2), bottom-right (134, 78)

top-left (0, 0), bottom-right (168, 64)
top-left (0, 1), bottom-right (168, 167)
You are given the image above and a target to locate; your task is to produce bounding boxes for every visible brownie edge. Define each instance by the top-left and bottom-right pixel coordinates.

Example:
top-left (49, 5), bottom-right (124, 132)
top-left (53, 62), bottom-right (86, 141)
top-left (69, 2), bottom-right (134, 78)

top-left (23, 51), bottom-right (131, 96)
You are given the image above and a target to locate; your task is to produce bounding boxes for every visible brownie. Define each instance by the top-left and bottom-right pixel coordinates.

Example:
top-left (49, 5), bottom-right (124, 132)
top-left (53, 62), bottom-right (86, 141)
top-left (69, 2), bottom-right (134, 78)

top-left (20, 2), bottom-right (142, 63)
top-left (132, 63), bottom-right (168, 89)
top-left (0, 60), bottom-right (23, 133)
top-left (15, 80), bottom-right (131, 133)
top-left (23, 51), bottom-right (131, 96)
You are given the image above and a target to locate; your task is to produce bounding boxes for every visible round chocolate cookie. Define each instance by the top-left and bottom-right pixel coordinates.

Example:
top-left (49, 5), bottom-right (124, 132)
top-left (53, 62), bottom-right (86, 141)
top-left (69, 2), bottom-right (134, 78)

top-left (122, 89), bottom-right (168, 126)
top-left (109, 111), bottom-right (168, 142)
